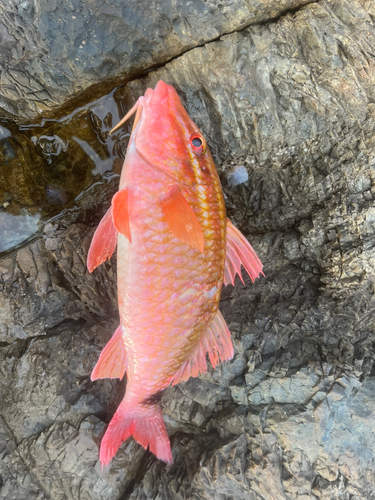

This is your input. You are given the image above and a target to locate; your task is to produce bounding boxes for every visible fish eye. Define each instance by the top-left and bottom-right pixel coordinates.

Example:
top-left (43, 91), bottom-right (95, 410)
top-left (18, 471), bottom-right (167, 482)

top-left (190, 133), bottom-right (206, 154)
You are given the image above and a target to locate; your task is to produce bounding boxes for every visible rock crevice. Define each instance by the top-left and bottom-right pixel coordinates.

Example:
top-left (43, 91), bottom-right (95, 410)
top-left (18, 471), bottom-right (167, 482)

top-left (0, 0), bottom-right (318, 121)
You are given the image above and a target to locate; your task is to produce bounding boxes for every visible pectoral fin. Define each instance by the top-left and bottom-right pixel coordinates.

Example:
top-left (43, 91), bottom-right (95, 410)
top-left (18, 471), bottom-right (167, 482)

top-left (224, 219), bottom-right (264, 286)
top-left (91, 325), bottom-right (127, 381)
top-left (160, 185), bottom-right (204, 252)
top-left (87, 206), bottom-right (118, 273)
top-left (172, 309), bottom-right (233, 385)
top-left (112, 188), bottom-right (132, 242)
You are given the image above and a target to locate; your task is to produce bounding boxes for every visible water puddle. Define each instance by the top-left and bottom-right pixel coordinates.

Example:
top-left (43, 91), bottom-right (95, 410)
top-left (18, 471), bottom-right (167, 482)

top-left (0, 85), bottom-right (136, 258)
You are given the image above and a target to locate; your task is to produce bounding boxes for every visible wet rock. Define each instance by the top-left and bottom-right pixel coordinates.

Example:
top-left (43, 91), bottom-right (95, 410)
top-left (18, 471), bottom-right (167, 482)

top-left (0, 0), bottom-right (314, 121)
top-left (0, 93), bottom-right (125, 221)
top-left (1, 0), bottom-right (375, 499)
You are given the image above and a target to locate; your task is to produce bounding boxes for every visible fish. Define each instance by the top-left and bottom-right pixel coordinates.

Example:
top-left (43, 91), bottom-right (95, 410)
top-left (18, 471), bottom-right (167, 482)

top-left (87, 80), bottom-right (263, 466)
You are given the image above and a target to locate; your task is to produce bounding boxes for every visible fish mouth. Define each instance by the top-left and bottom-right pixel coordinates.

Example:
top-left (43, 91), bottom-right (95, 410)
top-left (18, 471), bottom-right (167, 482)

top-left (109, 81), bottom-right (179, 182)
top-left (152, 80), bottom-right (169, 100)
top-left (109, 81), bottom-right (170, 135)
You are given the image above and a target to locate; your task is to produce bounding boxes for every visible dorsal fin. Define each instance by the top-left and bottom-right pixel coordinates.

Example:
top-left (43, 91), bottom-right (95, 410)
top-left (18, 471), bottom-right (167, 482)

top-left (224, 219), bottom-right (264, 286)
top-left (91, 325), bottom-right (127, 381)
top-left (172, 309), bottom-right (233, 385)
top-left (160, 185), bottom-right (204, 253)
top-left (87, 206), bottom-right (118, 273)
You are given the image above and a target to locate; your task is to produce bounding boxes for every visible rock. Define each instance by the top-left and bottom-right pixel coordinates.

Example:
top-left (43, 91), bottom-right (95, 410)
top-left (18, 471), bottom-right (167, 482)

top-left (0, 222), bottom-right (117, 343)
top-left (1, 0), bottom-right (375, 499)
top-left (0, 416), bottom-right (46, 500)
top-left (18, 416), bottom-right (146, 500)
top-left (0, 0), bottom-right (314, 121)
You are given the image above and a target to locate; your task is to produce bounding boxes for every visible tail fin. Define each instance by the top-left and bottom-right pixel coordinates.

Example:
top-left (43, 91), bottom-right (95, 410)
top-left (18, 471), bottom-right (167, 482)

top-left (100, 401), bottom-right (173, 466)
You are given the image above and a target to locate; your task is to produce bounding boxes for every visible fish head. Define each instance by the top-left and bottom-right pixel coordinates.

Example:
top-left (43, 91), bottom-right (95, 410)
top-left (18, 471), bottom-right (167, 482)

top-left (123, 81), bottom-right (216, 186)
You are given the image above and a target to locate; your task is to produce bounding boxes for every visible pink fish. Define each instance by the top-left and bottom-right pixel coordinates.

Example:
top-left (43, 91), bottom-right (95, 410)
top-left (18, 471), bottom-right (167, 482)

top-left (87, 81), bottom-right (263, 466)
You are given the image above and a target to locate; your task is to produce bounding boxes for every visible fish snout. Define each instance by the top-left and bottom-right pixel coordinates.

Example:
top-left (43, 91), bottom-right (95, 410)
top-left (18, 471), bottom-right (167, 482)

top-left (153, 80), bottom-right (169, 100)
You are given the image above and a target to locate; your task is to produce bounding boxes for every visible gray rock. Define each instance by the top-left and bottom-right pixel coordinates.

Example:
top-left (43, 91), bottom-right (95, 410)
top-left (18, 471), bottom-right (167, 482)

top-left (0, 416), bottom-right (46, 500)
top-left (1, 0), bottom-right (375, 499)
top-left (0, 223), bottom-right (117, 343)
top-left (18, 416), bottom-right (146, 500)
top-left (0, 0), bottom-right (314, 121)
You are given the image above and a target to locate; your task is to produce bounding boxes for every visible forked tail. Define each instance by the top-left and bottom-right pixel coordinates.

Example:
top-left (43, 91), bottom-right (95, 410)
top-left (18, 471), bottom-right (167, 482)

top-left (100, 400), bottom-right (173, 466)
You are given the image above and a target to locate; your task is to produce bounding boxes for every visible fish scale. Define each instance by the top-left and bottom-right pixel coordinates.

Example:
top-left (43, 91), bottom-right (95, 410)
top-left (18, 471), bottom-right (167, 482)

top-left (117, 164), bottom-right (222, 383)
top-left (87, 81), bottom-right (263, 466)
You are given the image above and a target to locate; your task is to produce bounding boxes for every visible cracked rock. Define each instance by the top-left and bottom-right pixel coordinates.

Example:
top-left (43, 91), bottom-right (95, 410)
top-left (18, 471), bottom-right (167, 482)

top-left (0, 0), bottom-right (314, 121)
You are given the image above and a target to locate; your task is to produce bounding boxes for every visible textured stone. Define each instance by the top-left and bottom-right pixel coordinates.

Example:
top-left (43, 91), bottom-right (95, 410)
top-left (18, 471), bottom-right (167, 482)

top-left (18, 416), bottom-right (146, 500)
top-left (0, 417), bottom-right (46, 500)
top-left (0, 0), bottom-right (314, 121)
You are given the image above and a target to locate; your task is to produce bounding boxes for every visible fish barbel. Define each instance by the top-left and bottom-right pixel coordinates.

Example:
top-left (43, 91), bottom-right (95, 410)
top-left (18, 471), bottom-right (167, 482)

top-left (87, 81), bottom-right (263, 466)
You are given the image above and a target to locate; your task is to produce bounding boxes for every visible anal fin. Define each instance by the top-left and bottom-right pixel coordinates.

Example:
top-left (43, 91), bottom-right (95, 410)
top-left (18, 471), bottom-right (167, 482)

top-left (87, 206), bottom-right (118, 273)
top-left (172, 309), bottom-right (233, 385)
top-left (224, 219), bottom-right (264, 286)
top-left (91, 325), bottom-right (127, 381)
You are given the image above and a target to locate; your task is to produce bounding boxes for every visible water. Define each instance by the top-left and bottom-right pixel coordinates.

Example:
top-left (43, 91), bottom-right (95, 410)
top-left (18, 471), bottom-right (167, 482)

top-left (0, 86), bottom-right (135, 257)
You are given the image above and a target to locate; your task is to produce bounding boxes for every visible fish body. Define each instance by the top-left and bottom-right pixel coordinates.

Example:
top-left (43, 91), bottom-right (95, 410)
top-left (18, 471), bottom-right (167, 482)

top-left (88, 81), bottom-right (263, 466)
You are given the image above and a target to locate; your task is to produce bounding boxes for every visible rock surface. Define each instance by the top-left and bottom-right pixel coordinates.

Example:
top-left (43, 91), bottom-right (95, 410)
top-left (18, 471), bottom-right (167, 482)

top-left (0, 0), bottom-right (315, 121)
top-left (1, 0), bottom-right (375, 499)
